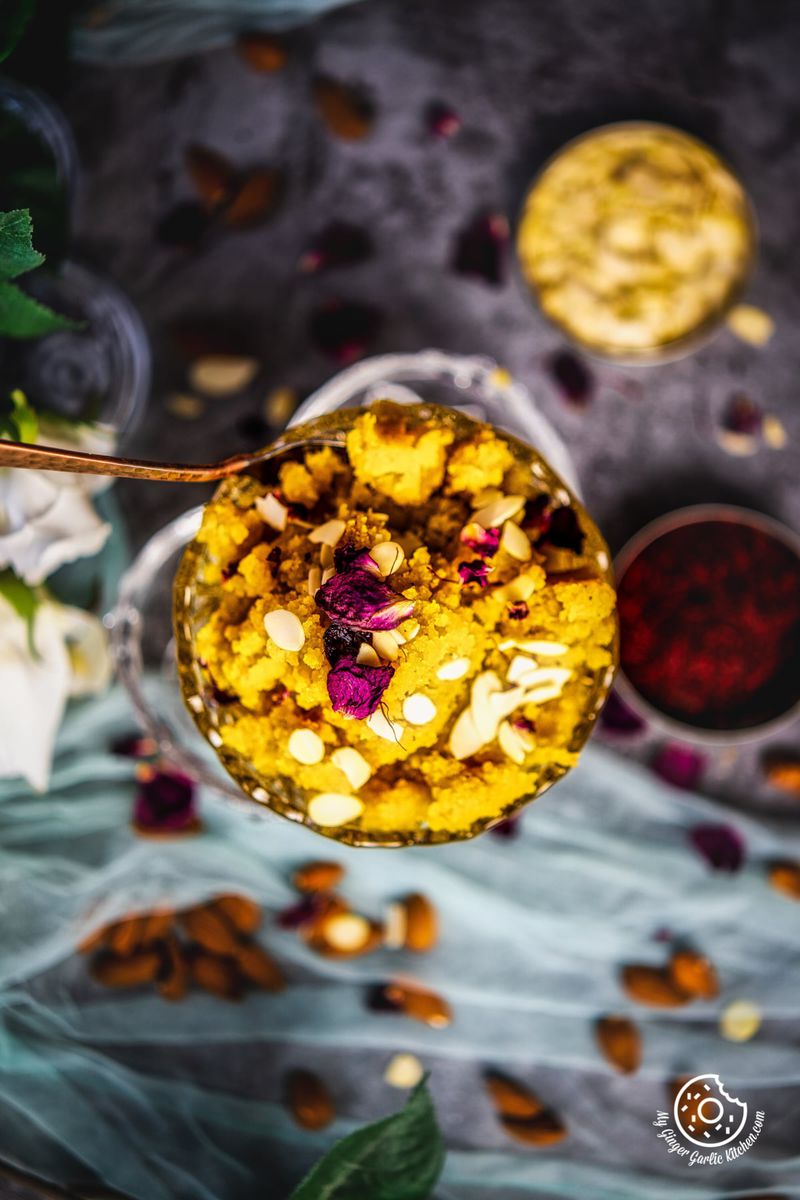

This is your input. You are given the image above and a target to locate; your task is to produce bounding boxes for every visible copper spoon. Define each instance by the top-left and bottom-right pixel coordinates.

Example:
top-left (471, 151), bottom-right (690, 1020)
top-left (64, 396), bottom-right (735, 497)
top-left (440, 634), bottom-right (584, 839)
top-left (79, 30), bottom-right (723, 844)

top-left (0, 437), bottom-right (329, 483)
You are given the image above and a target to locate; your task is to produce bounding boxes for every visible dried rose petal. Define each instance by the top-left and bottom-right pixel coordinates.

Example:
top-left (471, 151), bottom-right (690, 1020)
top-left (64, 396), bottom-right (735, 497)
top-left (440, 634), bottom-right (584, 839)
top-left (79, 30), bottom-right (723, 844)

top-left (521, 495), bottom-right (552, 536)
top-left (511, 716), bottom-right (536, 734)
top-left (547, 350), bottom-right (593, 406)
top-left (461, 524), bottom-right (501, 557)
top-left (459, 559), bottom-right (492, 587)
top-left (490, 816), bottom-right (521, 840)
top-left (541, 507), bottom-right (584, 554)
top-left (323, 622), bottom-right (366, 666)
top-left (133, 767), bottom-right (198, 834)
top-left (277, 894), bottom-right (327, 930)
top-left (112, 732), bottom-right (158, 759)
top-left (507, 601), bottom-right (529, 621)
top-left (722, 394), bottom-right (762, 437)
top-left (452, 212), bottom-right (509, 286)
top-left (299, 222), bottom-right (373, 273)
top-left (309, 299), bottom-right (382, 364)
top-left (327, 659), bottom-right (394, 718)
top-left (427, 102), bottom-right (461, 138)
top-left (599, 691), bottom-right (646, 735)
top-left (365, 983), bottom-right (404, 1012)
top-left (651, 744), bottom-right (706, 791)
top-left (316, 569), bottom-right (412, 631)
top-left (689, 823), bottom-right (745, 873)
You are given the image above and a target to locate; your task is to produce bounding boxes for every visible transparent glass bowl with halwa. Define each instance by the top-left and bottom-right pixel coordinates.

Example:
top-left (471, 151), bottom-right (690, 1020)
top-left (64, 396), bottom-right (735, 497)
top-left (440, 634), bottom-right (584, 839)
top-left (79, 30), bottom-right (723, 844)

top-left (174, 400), bottom-right (617, 846)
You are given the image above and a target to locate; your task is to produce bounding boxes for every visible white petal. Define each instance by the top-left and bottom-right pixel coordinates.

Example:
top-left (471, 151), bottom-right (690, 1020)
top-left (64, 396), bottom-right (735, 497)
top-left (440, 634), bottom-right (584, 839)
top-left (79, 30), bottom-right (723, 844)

top-left (0, 470), bottom-right (111, 585)
top-left (50, 603), bottom-right (113, 698)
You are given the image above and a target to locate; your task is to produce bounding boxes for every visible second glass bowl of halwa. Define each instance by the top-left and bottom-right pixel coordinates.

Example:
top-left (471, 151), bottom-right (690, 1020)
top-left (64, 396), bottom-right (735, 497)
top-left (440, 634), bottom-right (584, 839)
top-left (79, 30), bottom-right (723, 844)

top-left (174, 400), bottom-right (617, 846)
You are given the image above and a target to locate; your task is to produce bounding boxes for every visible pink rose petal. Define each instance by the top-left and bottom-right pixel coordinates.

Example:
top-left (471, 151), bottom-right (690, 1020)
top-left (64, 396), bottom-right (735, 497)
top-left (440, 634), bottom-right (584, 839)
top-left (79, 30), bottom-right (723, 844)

top-left (133, 768), bottom-right (198, 834)
top-left (460, 525), bottom-right (501, 557)
top-left (458, 559), bottom-right (492, 587)
top-left (651, 743), bottom-right (706, 791)
top-left (599, 691), bottom-right (647, 735)
top-left (326, 658), bottom-right (394, 718)
top-left (689, 823), bottom-right (745, 873)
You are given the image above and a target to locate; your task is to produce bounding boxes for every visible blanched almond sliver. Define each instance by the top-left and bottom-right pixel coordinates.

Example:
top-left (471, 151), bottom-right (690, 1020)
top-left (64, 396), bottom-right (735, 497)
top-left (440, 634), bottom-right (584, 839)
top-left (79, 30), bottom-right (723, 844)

top-left (507, 654), bottom-right (540, 685)
top-left (366, 711), bottom-right (404, 742)
top-left (500, 521), bottom-right (532, 562)
top-left (488, 686), bottom-right (527, 722)
top-left (524, 684), bottom-right (565, 705)
top-left (471, 671), bottom-right (502, 739)
top-left (307, 792), bottom-right (364, 827)
top-left (498, 574), bottom-right (536, 603)
top-left (449, 707), bottom-right (485, 759)
top-left (331, 747), bottom-right (371, 789)
top-left (403, 694), bottom-right (437, 725)
top-left (307, 566), bottom-right (322, 597)
top-left (400, 620), bottom-right (420, 642)
top-left (321, 566), bottom-right (335, 584)
top-left (437, 656), bottom-right (470, 681)
top-left (255, 492), bottom-right (288, 531)
top-left (472, 494), bottom-right (526, 528)
top-left (356, 643), bottom-right (381, 667)
top-left (498, 720), bottom-right (531, 764)
top-left (308, 519), bottom-right (346, 547)
top-left (514, 639), bottom-right (569, 657)
top-left (372, 631), bottom-right (401, 661)
top-left (264, 609), bottom-right (305, 652)
top-left (319, 543), bottom-right (334, 568)
top-left (370, 541), bottom-right (405, 576)
top-left (519, 667), bottom-right (571, 694)
top-left (288, 729), bottom-right (325, 765)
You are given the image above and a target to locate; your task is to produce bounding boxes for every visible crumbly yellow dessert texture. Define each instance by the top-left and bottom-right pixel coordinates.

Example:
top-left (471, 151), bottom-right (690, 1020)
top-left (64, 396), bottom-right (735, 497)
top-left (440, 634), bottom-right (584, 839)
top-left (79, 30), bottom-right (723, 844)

top-left (178, 402), bottom-right (616, 843)
top-left (517, 124), bottom-right (753, 356)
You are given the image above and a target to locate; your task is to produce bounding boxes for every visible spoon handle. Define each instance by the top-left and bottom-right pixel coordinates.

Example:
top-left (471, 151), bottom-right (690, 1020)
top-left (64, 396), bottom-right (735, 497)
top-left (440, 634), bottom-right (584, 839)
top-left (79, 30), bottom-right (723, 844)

top-left (0, 438), bottom-right (256, 482)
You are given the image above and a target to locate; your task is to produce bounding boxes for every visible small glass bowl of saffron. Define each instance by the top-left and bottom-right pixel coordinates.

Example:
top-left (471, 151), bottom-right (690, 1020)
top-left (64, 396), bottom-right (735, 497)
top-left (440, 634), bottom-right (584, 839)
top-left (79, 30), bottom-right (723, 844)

top-left (615, 505), bottom-right (800, 743)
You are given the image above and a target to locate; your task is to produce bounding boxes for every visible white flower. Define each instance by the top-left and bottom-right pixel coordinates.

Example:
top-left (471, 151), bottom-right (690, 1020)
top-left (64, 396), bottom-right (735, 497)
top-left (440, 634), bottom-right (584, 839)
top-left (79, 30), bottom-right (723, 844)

top-left (0, 420), bottom-right (115, 586)
top-left (0, 593), bottom-right (112, 791)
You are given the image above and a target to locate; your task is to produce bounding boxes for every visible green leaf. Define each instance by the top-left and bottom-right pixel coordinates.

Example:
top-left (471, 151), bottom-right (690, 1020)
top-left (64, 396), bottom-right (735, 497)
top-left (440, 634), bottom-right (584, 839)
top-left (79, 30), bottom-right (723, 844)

top-left (0, 279), bottom-right (78, 337)
top-left (0, 569), bottom-right (39, 654)
top-left (0, 0), bottom-right (35, 64)
top-left (289, 1081), bottom-right (445, 1200)
top-left (6, 389), bottom-right (38, 442)
top-left (0, 208), bottom-right (43, 279)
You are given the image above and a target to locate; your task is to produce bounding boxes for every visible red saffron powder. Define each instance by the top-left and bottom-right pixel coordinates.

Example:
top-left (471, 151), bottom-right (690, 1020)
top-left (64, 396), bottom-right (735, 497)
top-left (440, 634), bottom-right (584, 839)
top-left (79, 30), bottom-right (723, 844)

top-left (617, 518), bottom-right (800, 731)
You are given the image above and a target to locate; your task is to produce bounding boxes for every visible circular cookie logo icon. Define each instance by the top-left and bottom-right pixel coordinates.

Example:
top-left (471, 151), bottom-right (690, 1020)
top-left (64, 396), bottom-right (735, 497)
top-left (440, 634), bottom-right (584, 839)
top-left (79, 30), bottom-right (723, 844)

top-left (674, 1074), bottom-right (748, 1148)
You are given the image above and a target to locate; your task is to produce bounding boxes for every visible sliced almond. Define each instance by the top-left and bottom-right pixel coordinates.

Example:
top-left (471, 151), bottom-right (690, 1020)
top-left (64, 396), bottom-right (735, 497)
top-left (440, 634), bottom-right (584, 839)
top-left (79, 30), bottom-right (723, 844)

top-left (506, 655), bottom-right (540, 685)
top-left (498, 719), bottom-right (532, 765)
top-left (472, 494), bottom-right (526, 528)
top-left (501, 521), bottom-right (532, 562)
top-left (366, 711), bottom-right (404, 742)
top-left (514, 639), bottom-right (569, 657)
top-left (307, 792), bottom-right (364, 827)
top-left (471, 671), bottom-right (502, 739)
top-left (449, 706), bottom-right (485, 760)
top-left (331, 747), bottom-right (372, 790)
top-left (319, 542), bottom-right (334, 568)
top-left (292, 861), bottom-right (344, 893)
top-left (255, 492), bottom-right (288, 531)
top-left (768, 860), bottom-right (800, 900)
top-left (309, 518), bottom-right (346, 547)
top-left (264, 609), bottom-right (305, 652)
top-left (399, 619), bottom-right (420, 641)
top-left (488, 686), bottom-right (527, 722)
top-left (370, 540), bottom-right (405, 575)
top-left (321, 566), bottom-right (335, 584)
top-left (356, 643), bottom-right (382, 666)
top-left (519, 666), bottom-right (571, 693)
top-left (437, 657), bottom-right (470, 681)
top-left (288, 729), bottom-right (325, 766)
top-left (321, 912), bottom-right (373, 953)
top-left (403, 694), bottom-right (437, 726)
top-left (500, 574), bottom-right (536, 602)
top-left (372, 630), bottom-right (401, 661)
top-left (189, 355), bottom-right (259, 397)
top-left (307, 566), bottom-right (322, 596)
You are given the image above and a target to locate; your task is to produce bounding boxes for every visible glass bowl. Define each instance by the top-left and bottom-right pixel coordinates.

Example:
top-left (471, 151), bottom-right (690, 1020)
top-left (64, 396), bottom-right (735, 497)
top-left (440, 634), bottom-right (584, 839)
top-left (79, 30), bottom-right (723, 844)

top-left (515, 122), bottom-right (757, 364)
top-left (112, 351), bottom-right (616, 845)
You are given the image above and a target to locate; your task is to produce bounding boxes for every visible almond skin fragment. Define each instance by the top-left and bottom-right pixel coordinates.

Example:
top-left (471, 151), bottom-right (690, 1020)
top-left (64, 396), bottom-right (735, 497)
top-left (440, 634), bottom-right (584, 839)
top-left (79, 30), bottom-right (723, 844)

top-left (401, 893), bottom-right (438, 953)
top-left (485, 1071), bottom-right (543, 1119)
top-left (595, 1015), bottom-right (642, 1074)
top-left (768, 860), bottom-right (800, 900)
top-left (91, 949), bottom-right (162, 988)
top-left (180, 906), bottom-right (241, 956)
top-left (189, 950), bottom-right (242, 1001)
top-left (286, 1069), bottom-right (335, 1130)
top-left (292, 860), bottom-right (345, 894)
top-left (235, 941), bottom-right (285, 991)
top-left (621, 964), bottom-right (690, 1007)
top-left (212, 894), bottom-right (262, 934)
top-left (669, 950), bottom-right (719, 999)
top-left (501, 1110), bottom-right (567, 1146)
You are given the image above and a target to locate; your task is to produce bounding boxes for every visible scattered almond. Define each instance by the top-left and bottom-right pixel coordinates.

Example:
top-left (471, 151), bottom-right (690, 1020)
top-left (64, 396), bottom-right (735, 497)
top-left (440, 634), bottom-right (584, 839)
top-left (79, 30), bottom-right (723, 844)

top-left (313, 77), bottom-right (374, 140)
top-left (384, 1053), bottom-right (425, 1089)
top-left (402, 694), bottom-right (437, 725)
top-left (506, 655), bottom-right (540, 685)
top-left (719, 998), bottom-right (762, 1042)
top-left (312, 912), bottom-right (381, 957)
top-left (319, 542), bottom-right (334, 568)
top-left (309, 518), bottom-right (346, 546)
top-left (437, 657), bottom-right (470, 681)
top-left (366, 711), bottom-right (404, 742)
top-left (449, 706), bottom-right (484, 760)
top-left (286, 1069), bottom-right (335, 1130)
top-left (263, 386), bottom-right (298, 426)
top-left (235, 941), bottom-right (285, 991)
top-left (383, 902), bottom-right (407, 949)
top-left (237, 32), bottom-right (288, 72)
top-left (501, 521), bottom-right (532, 561)
top-left (91, 949), bottom-right (162, 988)
top-left (185, 143), bottom-right (235, 211)
top-left (384, 982), bottom-right (452, 1027)
top-left (180, 906), bottom-right (241, 956)
top-left (621, 964), bottom-right (690, 1007)
top-left (307, 792), bottom-right (364, 827)
top-left (288, 728), bottom-right (325, 765)
top-left (498, 719), bottom-right (533, 764)
top-left (107, 916), bottom-right (148, 957)
top-left (263, 608), bottom-right (305, 652)
top-left (669, 949), bottom-right (719, 999)
top-left (501, 1111), bottom-right (567, 1146)
top-left (372, 630), bottom-right (401, 661)
top-left (224, 168), bottom-right (283, 229)
top-left (307, 566), bottom-right (322, 596)
top-left (768, 860), bottom-right (800, 900)
top-left (370, 541), bottom-right (405, 575)
top-left (726, 303), bottom-right (774, 346)
top-left (189, 354), bottom-right (260, 397)
top-left (166, 393), bottom-right (204, 420)
top-left (292, 861), bottom-right (345, 893)
top-left (595, 1015), bottom-right (642, 1074)
top-left (485, 1071), bottom-right (543, 1119)
top-left (212, 894), bottom-right (262, 934)
top-left (763, 759), bottom-right (800, 796)
top-left (472, 495), bottom-right (525, 528)
top-left (255, 492), bottom-right (288, 531)
top-left (356, 642), bottom-right (382, 666)
top-left (139, 911), bottom-right (174, 945)
top-left (189, 950), bottom-right (242, 1001)
top-left (400, 893), bottom-right (438, 953)
top-left (330, 746), bottom-right (371, 789)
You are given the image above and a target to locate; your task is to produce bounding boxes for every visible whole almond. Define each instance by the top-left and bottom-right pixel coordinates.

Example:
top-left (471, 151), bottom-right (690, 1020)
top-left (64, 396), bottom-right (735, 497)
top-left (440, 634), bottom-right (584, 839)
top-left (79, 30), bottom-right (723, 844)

top-left (401, 893), bottom-right (438, 953)
top-left (224, 169), bottom-right (283, 230)
top-left (501, 1110), bottom-right (567, 1146)
top-left (764, 759), bottom-right (800, 796)
top-left (158, 934), bottom-right (189, 1002)
top-left (180, 906), bottom-right (241, 956)
top-left (237, 33), bottom-right (288, 73)
top-left (139, 912), bottom-right (174, 945)
top-left (485, 1071), bottom-right (543, 1119)
top-left (768, 860), bottom-right (800, 901)
top-left (189, 951), bottom-right (242, 1001)
top-left (107, 916), bottom-right (147, 957)
top-left (91, 949), bottom-right (161, 988)
top-left (595, 1015), bottom-right (642, 1074)
top-left (669, 950), bottom-right (719, 999)
top-left (313, 78), bottom-right (374, 140)
top-left (212, 893), bottom-right (262, 934)
top-left (621, 965), bottom-right (690, 1008)
top-left (77, 922), bottom-right (111, 955)
top-left (235, 941), bottom-right (285, 991)
top-left (385, 983), bottom-right (452, 1028)
top-left (286, 1069), bottom-right (335, 1130)
top-left (292, 861), bottom-right (345, 894)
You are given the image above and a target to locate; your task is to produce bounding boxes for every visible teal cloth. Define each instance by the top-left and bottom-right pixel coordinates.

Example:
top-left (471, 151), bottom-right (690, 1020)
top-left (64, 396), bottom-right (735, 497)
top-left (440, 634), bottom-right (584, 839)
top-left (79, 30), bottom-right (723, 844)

top-left (1, 680), bottom-right (799, 1198)
top-left (72, 0), bottom-right (363, 63)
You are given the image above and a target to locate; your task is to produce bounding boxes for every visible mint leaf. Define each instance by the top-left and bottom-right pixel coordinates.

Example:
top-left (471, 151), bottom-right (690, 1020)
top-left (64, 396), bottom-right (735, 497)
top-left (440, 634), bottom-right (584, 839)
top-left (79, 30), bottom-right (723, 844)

top-left (0, 279), bottom-right (77, 337)
top-left (6, 389), bottom-right (38, 442)
top-left (0, 0), bottom-right (35, 64)
top-left (289, 1081), bottom-right (445, 1200)
top-left (0, 209), bottom-right (43, 278)
top-left (0, 570), bottom-right (39, 654)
